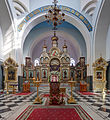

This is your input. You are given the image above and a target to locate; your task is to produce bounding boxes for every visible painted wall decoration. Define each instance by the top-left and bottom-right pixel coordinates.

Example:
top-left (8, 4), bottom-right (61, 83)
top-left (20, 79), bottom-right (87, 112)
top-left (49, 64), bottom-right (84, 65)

top-left (25, 57), bottom-right (32, 67)
top-left (96, 71), bottom-right (103, 80)
top-left (18, 5), bottom-right (92, 32)
top-left (8, 67), bottom-right (15, 80)
top-left (42, 69), bottom-right (47, 78)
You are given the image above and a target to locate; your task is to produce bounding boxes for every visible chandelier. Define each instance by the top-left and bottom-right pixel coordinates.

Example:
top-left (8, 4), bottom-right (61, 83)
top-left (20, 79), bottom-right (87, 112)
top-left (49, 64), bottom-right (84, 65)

top-left (45, 0), bottom-right (65, 29)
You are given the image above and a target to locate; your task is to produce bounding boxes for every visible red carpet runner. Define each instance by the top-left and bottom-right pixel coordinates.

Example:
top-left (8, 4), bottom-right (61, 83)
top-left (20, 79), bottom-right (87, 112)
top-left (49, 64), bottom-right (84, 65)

top-left (79, 92), bottom-right (96, 95)
top-left (41, 93), bottom-right (68, 97)
top-left (16, 105), bottom-right (93, 120)
top-left (14, 92), bottom-right (32, 95)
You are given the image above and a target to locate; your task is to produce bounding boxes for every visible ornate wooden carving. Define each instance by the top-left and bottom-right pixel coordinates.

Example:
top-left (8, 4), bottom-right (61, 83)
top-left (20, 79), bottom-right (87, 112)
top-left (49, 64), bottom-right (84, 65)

top-left (93, 57), bottom-right (108, 92)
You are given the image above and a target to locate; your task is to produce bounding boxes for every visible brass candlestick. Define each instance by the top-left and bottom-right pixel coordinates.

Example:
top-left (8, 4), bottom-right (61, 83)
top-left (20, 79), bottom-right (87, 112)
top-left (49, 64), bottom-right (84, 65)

top-left (12, 85), bottom-right (15, 94)
top-left (33, 81), bottom-right (42, 104)
top-left (68, 81), bottom-right (76, 104)
top-left (6, 81), bottom-right (9, 95)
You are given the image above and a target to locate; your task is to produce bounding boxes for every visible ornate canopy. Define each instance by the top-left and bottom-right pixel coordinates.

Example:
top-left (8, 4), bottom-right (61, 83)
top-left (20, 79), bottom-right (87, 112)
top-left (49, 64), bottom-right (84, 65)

top-left (92, 57), bottom-right (108, 68)
top-left (3, 57), bottom-right (18, 68)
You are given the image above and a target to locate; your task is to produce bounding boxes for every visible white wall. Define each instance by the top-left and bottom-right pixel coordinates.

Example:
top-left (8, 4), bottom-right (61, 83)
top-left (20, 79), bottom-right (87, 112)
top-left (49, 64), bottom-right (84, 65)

top-left (30, 0), bottom-right (80, 12)
top-left (106, 24), bottom-right (110, 61)
top-left (92, 0), bottom-right (103, 31)
top-left (0, 27), bottom-right (3, 61)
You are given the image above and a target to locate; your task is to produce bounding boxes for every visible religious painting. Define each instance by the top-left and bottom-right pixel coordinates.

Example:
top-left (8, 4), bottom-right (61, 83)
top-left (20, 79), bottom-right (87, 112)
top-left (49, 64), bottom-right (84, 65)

top-left (36, 70), bottom-right (40, 80)
top-left (96, 71), bottom-right (103, 80)
top-left (42, 69), bottom-right (47, 78)
top-left (50, 59), bottom-right (60, 65)
top-left (63, 69), bottom-right (68, 78)
top-left (80, 57), bottom-right (85, 67)
top-left (23, 69), bottom-right (26, 78)
top-left (51, 50), bottom-right (58, 56)
top-left (83, 68), bottom-right (87, 79)
top-left (76, 70), bottom-right (81, 79)
top-left (29, 70), bottom-right (33, 78)
top-left (50, 74), bottom-right (58, 82)
top-left (70, 70), bottom-right (74, 78)
top-left (8, 67), bottom-right (15, 80)
top-left (25, 57), bottom-right (31, 67)
top-left (50, 58), bottom-right (60, 71)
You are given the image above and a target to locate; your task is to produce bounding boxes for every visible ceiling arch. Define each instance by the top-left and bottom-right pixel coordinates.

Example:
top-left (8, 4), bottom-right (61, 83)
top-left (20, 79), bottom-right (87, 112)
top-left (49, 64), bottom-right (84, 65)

top-left (20, 16), bottom-right (91, 65)
top-left (23, 21), bottom-right (87, 64)
top-left (82, 0), bottom-right (97, 11)
top-left (93, 0), bottom-right (110, 61)
top-left (0, 0), bottom-right (14, 60)
top-left (29, 31), bottom-right (81, 63)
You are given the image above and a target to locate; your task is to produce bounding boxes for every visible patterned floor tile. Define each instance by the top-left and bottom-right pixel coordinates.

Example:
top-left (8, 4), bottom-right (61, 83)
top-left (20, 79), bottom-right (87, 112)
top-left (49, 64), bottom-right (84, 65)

top-left (0, 86), bottom-right (110, 120)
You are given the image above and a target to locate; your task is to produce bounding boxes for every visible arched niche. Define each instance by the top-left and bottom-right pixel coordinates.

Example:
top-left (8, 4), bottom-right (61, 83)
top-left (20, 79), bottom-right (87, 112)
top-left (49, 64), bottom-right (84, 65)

top-left (23, 21), bottom-right (86, 64)
top-left (17, 12), bottom-right (92, 75)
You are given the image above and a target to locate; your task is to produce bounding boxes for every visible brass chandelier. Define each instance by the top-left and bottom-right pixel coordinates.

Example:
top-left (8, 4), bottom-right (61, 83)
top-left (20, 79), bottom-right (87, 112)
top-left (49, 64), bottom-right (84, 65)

top-left (45, 0), bottom-right (65, 29)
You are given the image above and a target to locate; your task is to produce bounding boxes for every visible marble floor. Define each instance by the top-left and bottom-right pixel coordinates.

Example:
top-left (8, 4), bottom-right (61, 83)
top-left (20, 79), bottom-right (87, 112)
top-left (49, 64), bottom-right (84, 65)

top-left (0, 85), bottom-right (110, 120)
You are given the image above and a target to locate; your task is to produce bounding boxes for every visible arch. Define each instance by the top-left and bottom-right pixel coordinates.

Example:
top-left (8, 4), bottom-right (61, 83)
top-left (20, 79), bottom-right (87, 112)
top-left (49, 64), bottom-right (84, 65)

top-left (13, 2), bottom-right (26, 13)
top-left (34, 58), bottom-right (40, 66)
top-left (82, 0), bottom-right (97, 11)
top-left (16, 6), bottom-right (92, 76)
top-left (93, 0), bottom-right (110, 61)
top-left (70, 58), bottom-right (75, 66)
top-left (89, 10), bottom-right (94, 16)
top-left (13, 0), bottom-right (28, 12)
top-left (28, 30), bottom-right (82, 63)
top-left (86, 6), bottom-right (96, 14)
top-left (0, 26), bottom-right (3, 61)
top-left (14, 6), bottom-right (23, 14)
top-left (19, 13), bottom-right (91, 66)
top-left (17, 5), bottom-right (92, 32)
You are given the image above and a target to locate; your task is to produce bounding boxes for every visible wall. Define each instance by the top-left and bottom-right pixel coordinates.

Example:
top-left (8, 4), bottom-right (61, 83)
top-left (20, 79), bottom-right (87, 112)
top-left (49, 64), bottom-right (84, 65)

top-left (106, 25), bottom-right (110, 90)
top-left (0, 27), bottom-right (3, 61)
top-left (106, 24), bottom-right (110, 61)
top-left (30, 0), bottom-right (80, 12)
